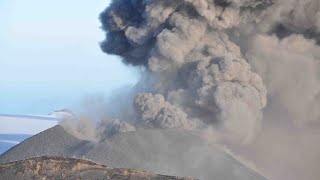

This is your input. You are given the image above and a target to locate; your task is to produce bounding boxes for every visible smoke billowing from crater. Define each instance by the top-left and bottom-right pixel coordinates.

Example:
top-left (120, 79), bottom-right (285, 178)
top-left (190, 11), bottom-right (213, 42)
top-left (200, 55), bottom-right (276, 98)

top-left (59, 0), bottom-right (320, 180)
top-left (98, 0), bottom-right (272, 143)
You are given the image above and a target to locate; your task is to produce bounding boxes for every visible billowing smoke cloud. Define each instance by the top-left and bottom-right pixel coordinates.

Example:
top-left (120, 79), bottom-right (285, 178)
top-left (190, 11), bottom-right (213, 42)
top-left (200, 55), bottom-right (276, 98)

top-left (99, 0), bottom-right (270, 143)
top-left (245, 0), bottom-right (320, 42)
top-left (134, 93), bottom-right (198, 129)
top-left (58, 0), bottom-right (320, 180)
top-left (246, 34), bottom-right (320, 126)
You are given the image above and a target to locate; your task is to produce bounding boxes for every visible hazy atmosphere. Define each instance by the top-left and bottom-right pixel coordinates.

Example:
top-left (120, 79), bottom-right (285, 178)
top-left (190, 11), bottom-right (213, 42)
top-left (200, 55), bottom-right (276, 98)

top-left (1, 1), bottom-right (320, 180)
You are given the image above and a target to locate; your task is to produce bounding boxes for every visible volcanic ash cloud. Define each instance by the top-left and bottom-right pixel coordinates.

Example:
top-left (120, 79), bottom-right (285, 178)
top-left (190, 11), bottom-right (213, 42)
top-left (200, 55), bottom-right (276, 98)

top-left (98, 0), bottom-right (272, 143)
top-left (55, 1), bottom-right (320, 179)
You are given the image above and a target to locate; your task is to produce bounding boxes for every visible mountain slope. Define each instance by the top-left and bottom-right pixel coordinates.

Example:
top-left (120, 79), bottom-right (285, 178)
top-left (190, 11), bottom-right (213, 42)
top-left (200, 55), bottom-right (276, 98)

top-left (0, 134), bottom-right (32, 155)
top-left (0, 125), bottom-right (266, 180)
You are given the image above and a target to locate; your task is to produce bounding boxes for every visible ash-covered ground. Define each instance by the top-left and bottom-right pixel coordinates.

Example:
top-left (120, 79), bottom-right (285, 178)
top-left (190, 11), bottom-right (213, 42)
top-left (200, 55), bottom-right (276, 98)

top-left (0, 125), bottom-right (266, 180)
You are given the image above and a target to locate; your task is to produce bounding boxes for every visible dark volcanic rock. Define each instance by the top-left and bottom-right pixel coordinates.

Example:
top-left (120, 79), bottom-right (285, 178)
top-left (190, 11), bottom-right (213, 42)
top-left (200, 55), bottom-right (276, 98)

top-left (0, 126), bottom-right (266, 180)
top-left (0, 156), bottom-right (194, 180)
top-left (0, 126), bottom-right (83, 161)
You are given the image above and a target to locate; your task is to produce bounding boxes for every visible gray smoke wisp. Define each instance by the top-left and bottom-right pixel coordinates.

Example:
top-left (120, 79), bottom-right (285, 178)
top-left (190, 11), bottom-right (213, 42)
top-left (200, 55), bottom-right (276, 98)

top-left (58, 1), bottom-right (320, 180)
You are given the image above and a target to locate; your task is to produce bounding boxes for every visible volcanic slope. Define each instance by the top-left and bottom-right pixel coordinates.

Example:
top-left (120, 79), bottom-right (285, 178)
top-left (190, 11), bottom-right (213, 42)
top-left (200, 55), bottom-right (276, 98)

top-left (0, 125), bottom-right (266, 180)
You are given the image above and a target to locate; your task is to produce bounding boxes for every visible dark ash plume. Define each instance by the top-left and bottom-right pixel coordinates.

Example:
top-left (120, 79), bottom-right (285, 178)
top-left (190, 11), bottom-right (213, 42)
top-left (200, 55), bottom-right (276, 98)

top-left (98, 0), bottom-right (272, 143)
top-left (59, 1), bottom-right (320, 180)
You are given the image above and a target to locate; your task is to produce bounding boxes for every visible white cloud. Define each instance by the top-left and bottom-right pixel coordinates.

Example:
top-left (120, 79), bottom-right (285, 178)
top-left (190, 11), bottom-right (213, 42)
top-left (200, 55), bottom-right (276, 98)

top-left (0, 115), bottom-right (58, 134)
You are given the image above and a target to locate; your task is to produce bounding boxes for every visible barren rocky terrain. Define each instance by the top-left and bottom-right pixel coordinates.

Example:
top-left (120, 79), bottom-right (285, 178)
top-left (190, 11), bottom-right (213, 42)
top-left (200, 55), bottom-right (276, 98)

top-left (0, 156), bottom-right (194, 180)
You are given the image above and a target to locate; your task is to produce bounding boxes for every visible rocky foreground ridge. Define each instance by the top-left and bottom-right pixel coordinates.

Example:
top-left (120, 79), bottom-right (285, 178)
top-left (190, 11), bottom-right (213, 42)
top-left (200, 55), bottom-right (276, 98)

top-left (0, 156), bottom-right (194, 180)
